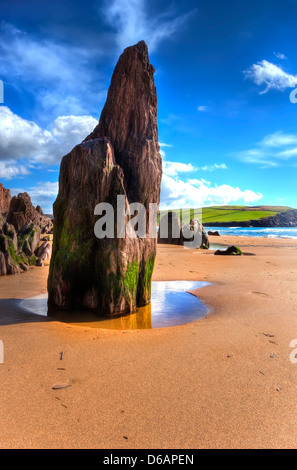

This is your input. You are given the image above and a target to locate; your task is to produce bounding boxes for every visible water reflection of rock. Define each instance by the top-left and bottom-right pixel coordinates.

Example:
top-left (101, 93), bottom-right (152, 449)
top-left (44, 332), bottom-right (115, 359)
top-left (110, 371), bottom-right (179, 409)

top-left (22, 281), bottom-right (209, 330)
top-left (104, 304), bottom-right (153, 330)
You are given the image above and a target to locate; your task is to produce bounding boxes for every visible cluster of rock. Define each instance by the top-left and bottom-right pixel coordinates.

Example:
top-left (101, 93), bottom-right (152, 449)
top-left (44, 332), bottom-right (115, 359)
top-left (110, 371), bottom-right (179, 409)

top-left (7, 192), bottom-right (53, 233)
top-left (158, 212), bottom-right (209, 248)
top-left (0, 185), bottom-right (53, 276)
top-left (48, 41), bottom-right (162, 316)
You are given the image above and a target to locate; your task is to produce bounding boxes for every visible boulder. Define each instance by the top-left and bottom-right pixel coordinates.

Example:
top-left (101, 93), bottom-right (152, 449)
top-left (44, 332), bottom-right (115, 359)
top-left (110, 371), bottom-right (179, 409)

top-left (18, 222), bottom-right (41, 257)
top-left (184, 219), bottom-right (209, 248)
top-left (48, 41), bottom-right (162, 316)
top-left (0, 233), bottom-right (21, 275)
top-left (36, 241), bottom-right (52, 265)
top-left (4, 253), bottom-right (20, 275)
top-left (208, 230), bottom-right (220, 236)
top-left (214, 245), bottom-right (243, 256)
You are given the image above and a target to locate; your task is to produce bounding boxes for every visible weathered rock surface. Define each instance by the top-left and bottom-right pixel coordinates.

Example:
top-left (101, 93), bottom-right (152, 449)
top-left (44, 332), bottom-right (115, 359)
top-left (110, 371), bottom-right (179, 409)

top-left (48, 41), bottom-right (162, 316)
top-left (0, 183), bottom-right (11, 217)
top-left (186, 219), bottom-right (209, 248)
top-left (158, 214), bottom-right (209, 248)
top-left (7, 192), bottom-right (53, 234)
top-left (18, 222), bottom-right (41, 257)
top-left (208, 230), bottom-right (220, 236)
top-left (36, 241), bottom-right (52, 266)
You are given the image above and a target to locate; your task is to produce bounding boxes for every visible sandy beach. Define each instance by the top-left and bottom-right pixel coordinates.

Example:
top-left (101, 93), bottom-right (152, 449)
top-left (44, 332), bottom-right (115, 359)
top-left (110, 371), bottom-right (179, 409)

top-left (1, 235), bottom-right (297, 449)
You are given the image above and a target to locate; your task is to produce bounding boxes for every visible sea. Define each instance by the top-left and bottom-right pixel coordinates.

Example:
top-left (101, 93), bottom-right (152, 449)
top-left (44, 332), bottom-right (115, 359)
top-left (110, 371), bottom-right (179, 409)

top-left (207, 226), bottom-right (297, 239)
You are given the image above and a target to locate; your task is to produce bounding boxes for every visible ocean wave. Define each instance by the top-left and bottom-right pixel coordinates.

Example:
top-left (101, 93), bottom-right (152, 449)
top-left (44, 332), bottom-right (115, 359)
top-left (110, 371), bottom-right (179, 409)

top-left (207, 226), bottom-right (297, 239)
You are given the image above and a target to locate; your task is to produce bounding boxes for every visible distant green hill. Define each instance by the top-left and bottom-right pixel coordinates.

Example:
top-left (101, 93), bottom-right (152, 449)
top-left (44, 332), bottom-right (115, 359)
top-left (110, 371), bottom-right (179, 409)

top-left (159, 206), bottom-right (293, 225)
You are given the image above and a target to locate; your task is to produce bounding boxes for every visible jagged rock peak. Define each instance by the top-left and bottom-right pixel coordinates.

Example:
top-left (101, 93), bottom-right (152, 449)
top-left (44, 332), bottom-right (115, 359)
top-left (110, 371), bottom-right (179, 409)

top-left (0, 182), bottom-right (11, 217)
top-left (7, 192), bottom-right (53, 234)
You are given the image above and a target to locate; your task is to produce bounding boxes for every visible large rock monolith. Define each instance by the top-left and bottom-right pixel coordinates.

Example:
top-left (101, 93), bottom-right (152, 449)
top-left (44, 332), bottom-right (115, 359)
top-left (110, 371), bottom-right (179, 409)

top-left (48, 41), bottom-right (162, 316)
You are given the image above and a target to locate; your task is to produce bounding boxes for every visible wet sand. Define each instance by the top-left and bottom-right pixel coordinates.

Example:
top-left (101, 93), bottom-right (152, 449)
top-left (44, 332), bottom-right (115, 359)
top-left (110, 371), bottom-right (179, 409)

top-left (1, 235), bottom-right (297, 448)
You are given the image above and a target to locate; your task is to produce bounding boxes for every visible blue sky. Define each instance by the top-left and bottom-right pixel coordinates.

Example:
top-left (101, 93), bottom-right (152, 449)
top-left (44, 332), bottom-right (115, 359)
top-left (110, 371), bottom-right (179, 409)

top-left (1, 0), bottom-right (297, 212)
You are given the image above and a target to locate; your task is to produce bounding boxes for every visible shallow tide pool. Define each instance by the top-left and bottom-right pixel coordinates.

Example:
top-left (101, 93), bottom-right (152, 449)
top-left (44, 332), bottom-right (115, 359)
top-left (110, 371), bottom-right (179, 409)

top-left (21, 281), bottom-right (210, 330)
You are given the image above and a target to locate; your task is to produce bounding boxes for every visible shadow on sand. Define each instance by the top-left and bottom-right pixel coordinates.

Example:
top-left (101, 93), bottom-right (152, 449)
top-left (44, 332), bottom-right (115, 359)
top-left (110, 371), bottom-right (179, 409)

top-left (0, 299), bottom-right (53, 326)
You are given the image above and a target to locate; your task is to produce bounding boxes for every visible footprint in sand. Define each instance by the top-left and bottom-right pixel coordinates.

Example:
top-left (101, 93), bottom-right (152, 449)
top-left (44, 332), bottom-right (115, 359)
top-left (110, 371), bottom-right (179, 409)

top-left (252, 291), bottom-right (269, 297)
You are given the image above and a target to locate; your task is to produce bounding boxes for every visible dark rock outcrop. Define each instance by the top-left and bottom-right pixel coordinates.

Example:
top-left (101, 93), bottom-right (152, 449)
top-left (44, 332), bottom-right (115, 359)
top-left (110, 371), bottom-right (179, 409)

top-left (208, 230), bottom-right (220, 236)
top-left (214, 246), bottom-right (243, 256)
top-left (48, 41), bottom-right (162, 316)
top-left (0, 183), bottom-right (11, 218)
top-left (158, 215), bottom-right (209, 248)
top-left (7, 192), bottom-right (53, 234)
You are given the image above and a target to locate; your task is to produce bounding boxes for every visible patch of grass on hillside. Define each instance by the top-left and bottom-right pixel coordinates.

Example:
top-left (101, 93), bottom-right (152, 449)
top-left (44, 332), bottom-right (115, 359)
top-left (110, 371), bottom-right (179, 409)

top-left (158, 206), bottom-right (292, 224)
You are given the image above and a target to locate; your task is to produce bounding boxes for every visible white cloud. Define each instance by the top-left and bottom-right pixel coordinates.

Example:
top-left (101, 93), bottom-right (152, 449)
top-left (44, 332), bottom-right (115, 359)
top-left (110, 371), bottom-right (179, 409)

top-left (189, 178), bottom-right (211, 186)
top-left (161, 158), bottom-right (262, 208)
top-left (159, 142), bottom-right (173, 158)
top-left (201, 163), bottom-right (227, 171)
top-left (238, 131), bottom-right (297, 167)
top-left (261, 131), bottom-right (297, 147)
top-left (277, 147), bottom-right (297, 158)
top-left (160, 173), bottom-right (263, 209)
top-left (159, 143), bottom-right (172, 148)
top-left (0, 106), bottom-right (98, 171)
top-left (0, 22), bottom-right (105, 117)
top-left (197, 106), bottom-right (208, 112)
top-left (102, 0), bottom-right (195, 52)
top-left (0, 161), bottom-right (30, 180)
top-left (274, 52), bottom-right (287, 60)
top-left (163, 161), bottom-right (197, 177)
top-left (244, 60), bottom-right (297, 94)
